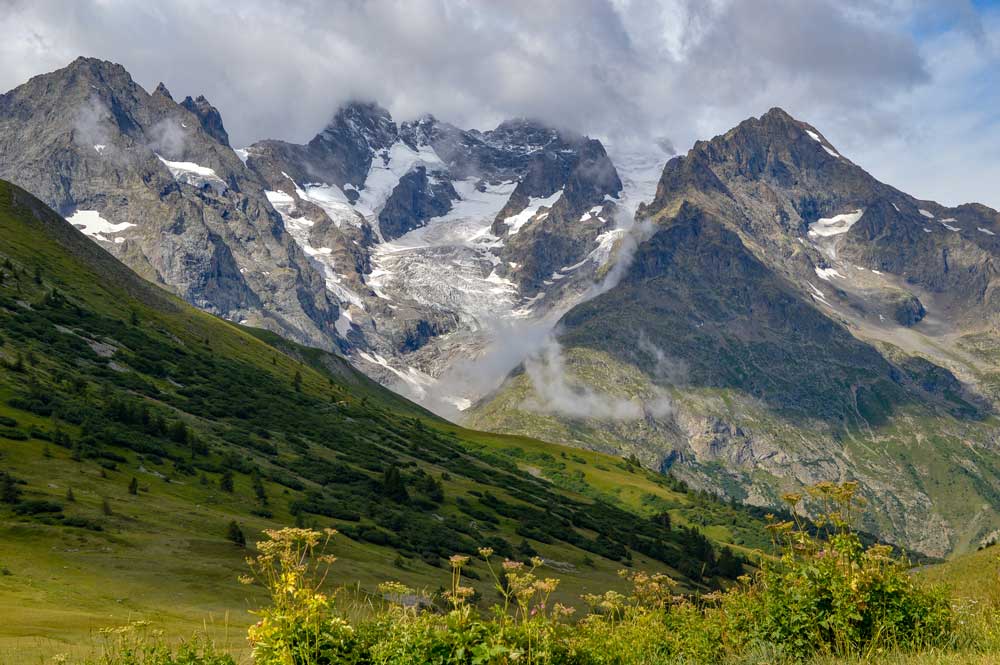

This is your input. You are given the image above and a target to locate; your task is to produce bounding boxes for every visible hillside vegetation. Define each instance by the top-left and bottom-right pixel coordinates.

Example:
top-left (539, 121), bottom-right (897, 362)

top-left (47, 484), bottom-right (1000, 665)
top-left (0, 180), bottom-right (763, 659)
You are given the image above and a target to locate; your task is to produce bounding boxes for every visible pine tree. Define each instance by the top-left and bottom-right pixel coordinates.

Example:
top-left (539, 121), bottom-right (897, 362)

top-left (102, 498), bottom-right (113, 515)
top-left (251, 471), bottom-right (268, 505)
top-left (128, 477), bottom-right (139, 495)
top-left (219, 469), bottom-right (234, 493)
top-left (33, 265), bottom-right (42, 285)
top-left (1, 473), bottom-right (20, 504)
top-left (226, 520), bottom-right (246, 547)
top-left (65, 487), bottom-right (75, 502)
top-left (293, 370), bottom-right (302, 392)
top-left (382, 465), bottom-right (408, 503)
top-left (168, 419), bottom-right (188, 444)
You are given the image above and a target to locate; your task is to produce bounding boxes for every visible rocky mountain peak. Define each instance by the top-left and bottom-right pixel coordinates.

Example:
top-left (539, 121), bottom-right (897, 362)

top-left (181, 94), bottom-right (230, 146)
top-left (398, 113), bottom-right (442, 148)
top-left (759, 106), bottom-right (796, 124)
top-left (487, 117), bottom-right (566, 153)
top-left (62, 56), bottom-right (132, 83)
top-left (0, 56), bottom-right (342, 352)
top-left (321, 101), bottom-right (398, 154)
top-left (152, 82), bottom-right (174, 101)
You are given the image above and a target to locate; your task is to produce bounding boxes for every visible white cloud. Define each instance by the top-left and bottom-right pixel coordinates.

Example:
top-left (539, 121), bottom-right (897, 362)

top-left (0, 0), bottom-right (997, 207)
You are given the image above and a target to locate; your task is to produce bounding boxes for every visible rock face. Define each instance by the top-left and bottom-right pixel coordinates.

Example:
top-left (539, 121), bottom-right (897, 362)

top-left (236, 98), bottom-right (631, 390)
top-left (469, 108), bottom-right (1000, 558)
top-left (490, 137), bottom-right (623, 293)
top-left (0, 57), bottom-right (340, 347)
top-left (180, 95), bottom-right (230, 147)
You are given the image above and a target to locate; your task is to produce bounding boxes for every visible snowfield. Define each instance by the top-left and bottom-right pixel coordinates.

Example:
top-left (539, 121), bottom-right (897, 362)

top-left (815, 267), bottom-right (845, 281)
top-left (67, 210), bottom-right (135, 243)
top-left (157, 155), bottom-right (227, 191)
top-left (503, 190), bottom-right (563, 235)
top-left (807, 209), bottom-right (864, 238)
top-left (265, 189), bottom-right (365, 312)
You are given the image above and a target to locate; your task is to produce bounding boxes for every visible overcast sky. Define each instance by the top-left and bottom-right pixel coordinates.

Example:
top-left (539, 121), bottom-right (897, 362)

top-left (1, 0), bottom-right (998, 208)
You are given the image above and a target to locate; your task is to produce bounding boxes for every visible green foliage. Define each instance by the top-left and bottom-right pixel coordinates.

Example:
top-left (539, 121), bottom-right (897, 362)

top-left (242, 528), bottom-right (352, 665)
top-left (718, 483), bottom-right (954, 660)
top-left (234, 484), bottom-right (960, 665)
top-left (1, 471), bottom-right (21, 504)
top-left (381, 465), bottom-right (409, 503)
top-left (225, 520), bottom-right (245, 548)
top-left (82, 621), bottom-right (234, 665)
top-left (12, 499), bottom-right (62, 515)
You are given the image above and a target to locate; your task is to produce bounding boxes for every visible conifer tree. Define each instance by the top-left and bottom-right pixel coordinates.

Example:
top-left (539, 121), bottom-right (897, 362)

top-left (226, 520), bottom-right (246, 547)
top-left (1, 473), bottom-right (20, 504)
top-left (382, 465), bottom-right (408, 503)
top-left (219, 469), bottom-right (234, 493)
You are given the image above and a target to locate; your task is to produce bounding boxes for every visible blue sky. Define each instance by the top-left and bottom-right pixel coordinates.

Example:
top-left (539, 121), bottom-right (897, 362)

top-left (1, 0), bottom-right (998, 208)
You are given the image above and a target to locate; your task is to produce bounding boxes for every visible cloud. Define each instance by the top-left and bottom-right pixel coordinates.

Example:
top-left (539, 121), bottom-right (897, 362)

top-left (71, 95), bottom-right (112, 151)
top-left (520, 337), bottom-right (675, 421)
top-left (0, 0), bottom-right (997, 206)
top-left (146, 117), bottom-right (188, 159)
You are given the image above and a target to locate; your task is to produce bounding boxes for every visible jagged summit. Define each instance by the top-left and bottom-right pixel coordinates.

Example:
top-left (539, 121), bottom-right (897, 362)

top-left (0, 56), bottom-right (342, 352)
top-left (152, 82), bottom-right (173, 100)
top-left (180, 94), bottom-right (230, 146)
top-left (319, 100), bottom-right (397, 153)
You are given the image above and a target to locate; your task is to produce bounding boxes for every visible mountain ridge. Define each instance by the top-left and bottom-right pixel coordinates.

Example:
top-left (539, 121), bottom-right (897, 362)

top-left (4, 58), bottom-right (1000, 556)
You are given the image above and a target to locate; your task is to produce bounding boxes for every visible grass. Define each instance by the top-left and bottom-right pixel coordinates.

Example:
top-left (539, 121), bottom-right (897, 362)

top-left (0, 180), bottom-right (767, 660)
top-left (37, 488), bottom-right (993, 665)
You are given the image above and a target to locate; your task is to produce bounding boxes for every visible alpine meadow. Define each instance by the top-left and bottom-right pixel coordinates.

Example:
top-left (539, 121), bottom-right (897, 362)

top-left (2, 2), bottom-right (1000, 664)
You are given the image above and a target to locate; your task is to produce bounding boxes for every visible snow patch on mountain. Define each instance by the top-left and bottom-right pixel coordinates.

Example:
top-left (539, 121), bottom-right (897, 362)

top-left (503, 190), bottom-right (563, 236)
top-left (265, 190), bottom-right (365, 308)
top-left (806, 281), bottom-right (832, 306)
top-left (335, 310), bottom-right (353, 337)
top-left (353, 141), bottom-right (444, 221)
top-left (808, 209), bottom-right (864, 238)
top-left (67, 210), bottom-right (135, 242)
top-left (300, 183), bottom-right (365, 228)
top-left (815, 267), bottom-right (844, 281)
top-left (604, 142), bottom-right (667, 217)
top-left (919, 209), bottom-right (935, 219)
top-left (804, 129), bottom-right (841, 158)
top-left (156, 155), bottom-right (227, 191)
top-left (359, 351), bottom-right (435, 398)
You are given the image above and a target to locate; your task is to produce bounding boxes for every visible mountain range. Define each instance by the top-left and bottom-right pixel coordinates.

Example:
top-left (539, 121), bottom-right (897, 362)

top-left (3, 57), bottom-right (1000, 557)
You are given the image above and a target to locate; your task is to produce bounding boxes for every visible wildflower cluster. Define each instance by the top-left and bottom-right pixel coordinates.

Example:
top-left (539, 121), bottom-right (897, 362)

top-left (229, 483), bottom-right (960, 664)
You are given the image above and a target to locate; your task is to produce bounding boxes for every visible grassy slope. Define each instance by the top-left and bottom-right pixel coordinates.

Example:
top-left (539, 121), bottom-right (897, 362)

top-left (0, 181), bottom-right (767, 661)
